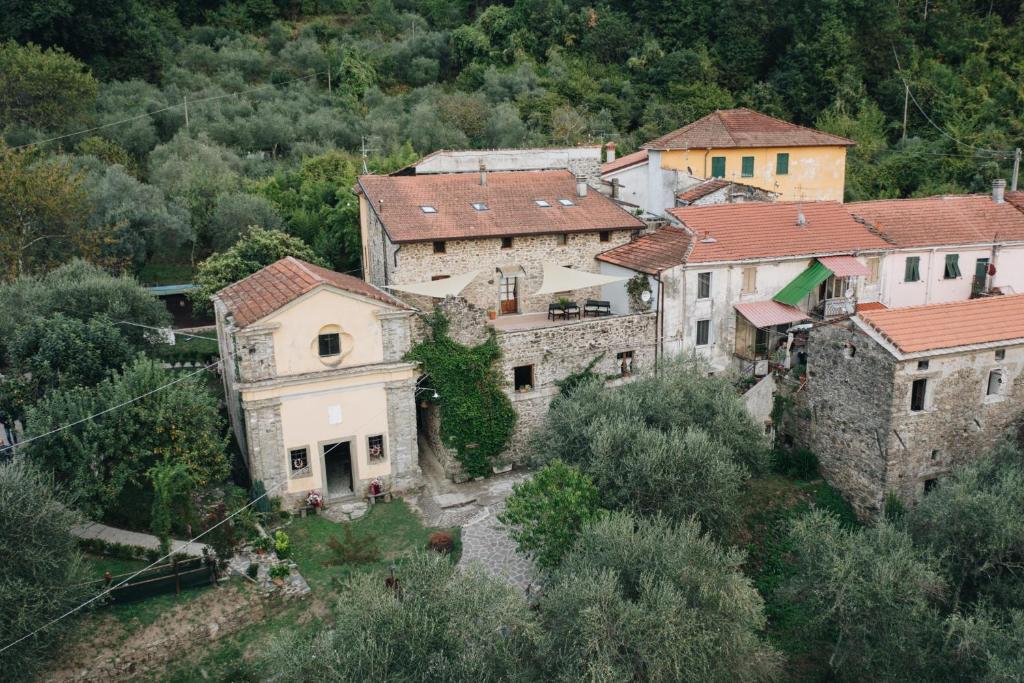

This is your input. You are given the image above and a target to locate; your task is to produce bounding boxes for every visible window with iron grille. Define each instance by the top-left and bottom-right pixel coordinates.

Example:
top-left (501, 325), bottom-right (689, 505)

top-left (318, 333), bottom-right (340, 357)
top-left (368, 435), bottom-right (385, 461)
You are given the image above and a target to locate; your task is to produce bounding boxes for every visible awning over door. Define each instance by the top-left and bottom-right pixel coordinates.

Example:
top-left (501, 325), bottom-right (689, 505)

top-left (497, 265), bottom-right (525, 279)
top-left (387, 270), bottom-right (479, 298)
top-left (773, 261), bottom-right (831, 306)
top-left (735, 300), bottom-right (809, 329)
top-left (533, 263), bottom-right (627, 295)
top-left (816, 255), bottom-right (871, 277)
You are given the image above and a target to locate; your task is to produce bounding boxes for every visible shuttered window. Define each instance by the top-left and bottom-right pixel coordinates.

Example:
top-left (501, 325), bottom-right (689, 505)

top-left (741, 156), bottom-right (754, 177)
top-left (711, 157), bottom-right (726, 178)
top-left (944, 254), bottom-right (961, 279)
top-left (776, 152), bottom-right (789, 175)
top-left (905, 256), bottom-right (921, 282)
top-left (741, 267), bottom-right (757, 293)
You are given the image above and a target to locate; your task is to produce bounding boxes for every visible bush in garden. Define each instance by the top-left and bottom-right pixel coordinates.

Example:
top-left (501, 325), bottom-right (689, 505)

top-left (771, 447), bottom-right (819, 480)
top-left (274, 530), bottom-right (291, 559)
top-left (427, 531), bottom-right (454, 554)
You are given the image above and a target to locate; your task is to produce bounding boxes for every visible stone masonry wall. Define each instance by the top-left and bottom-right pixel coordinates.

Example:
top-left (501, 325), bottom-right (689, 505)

top-left (242, 398), bottom-right (288, 495)
top-left (391, 230), bottom-right (635, 315)
top-left (887, 343), bottom-right (1024, 503)
top-left (497, 312), bottom-right (658, 461)
top-left (234, 326), bottom-right (276, 382)
top-left (386, 377), bottom-right (422, 491)
top-left (804, 321), bottom-right (897, 518)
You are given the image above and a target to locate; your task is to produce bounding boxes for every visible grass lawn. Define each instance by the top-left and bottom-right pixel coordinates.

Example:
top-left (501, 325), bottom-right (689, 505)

top-left (82, 552), bottom-right (149, 579)
top-left (151, 335), bottom-right (221, 364)
top-left (285, 499), bottom-right (462, 591)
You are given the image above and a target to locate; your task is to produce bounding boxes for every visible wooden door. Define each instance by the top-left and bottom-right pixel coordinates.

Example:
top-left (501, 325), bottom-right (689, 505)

top-left (499, 276), bottom-right (518, 314)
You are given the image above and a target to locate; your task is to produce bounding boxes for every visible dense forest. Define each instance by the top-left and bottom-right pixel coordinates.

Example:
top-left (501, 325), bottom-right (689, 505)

top-left (1, 0), bottom-right (1022, 282)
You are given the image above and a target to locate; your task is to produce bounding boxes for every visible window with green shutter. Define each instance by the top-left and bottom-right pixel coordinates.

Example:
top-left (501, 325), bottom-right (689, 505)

top-left (944, 254), bottom-right (961, 279)
top-left (741, 156), bottom-right (754, 177)
top-left (905, 256), bottom-right (921, 282)
top-left (776, 152), bottom-right (789, 175)
top-left (711, 156), bottom-right (725, 177)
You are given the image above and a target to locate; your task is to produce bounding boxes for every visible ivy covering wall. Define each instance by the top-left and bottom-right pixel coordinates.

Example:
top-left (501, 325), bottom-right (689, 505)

top-left (406, 312), bottom-right (515, 477)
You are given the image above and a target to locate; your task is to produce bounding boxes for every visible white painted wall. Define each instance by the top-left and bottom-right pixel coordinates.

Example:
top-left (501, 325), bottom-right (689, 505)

top-left (662, 255), bottom-right (886, 369)
top-left (602, 162), bottom-right (649, 210)
top-left (881, 244), bottom-right (1024, 308)
top-left (598, 262), bottom-right (659, 314)
top-left (414, 146), bottom-right (601, 174)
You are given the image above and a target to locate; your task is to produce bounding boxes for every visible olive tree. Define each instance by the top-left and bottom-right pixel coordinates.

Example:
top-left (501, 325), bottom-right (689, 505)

top-left (538, 512), bottom-right (781, 682)
top-left (0, 458), bottom-right (88, 683)
top-left (258, 553), bottom-right (540, 682)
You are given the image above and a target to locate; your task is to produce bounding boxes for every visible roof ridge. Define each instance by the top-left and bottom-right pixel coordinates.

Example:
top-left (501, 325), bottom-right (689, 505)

top-left (285, 256), bottom-right (325, 284)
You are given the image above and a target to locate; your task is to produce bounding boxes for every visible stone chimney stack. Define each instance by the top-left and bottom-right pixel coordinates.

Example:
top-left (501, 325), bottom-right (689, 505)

top-left (576, 175), bottom-right (588, 198)
top-left (993, 178), bottom-right (1006, 203)
top-left (611, 177), bottom-right (620, 200)
top-left (479, 161), bottom-right (487, 186)
top-left (605, 142), bottom-right (616, 163)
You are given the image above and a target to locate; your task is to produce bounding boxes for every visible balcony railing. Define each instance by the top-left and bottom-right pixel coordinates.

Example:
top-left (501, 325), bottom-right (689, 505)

top-left (820, 296), bottom-right (856, 318)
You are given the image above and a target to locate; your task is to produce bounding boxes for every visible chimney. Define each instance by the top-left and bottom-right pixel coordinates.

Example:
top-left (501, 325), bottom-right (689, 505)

top-left (479, 161), bottom-right (487, 187)
top-left (796, 209), bottom-right (807, 227)
top-left (378, 198), bottom-right (384, 214)
top-left (992, 178), bottom-right (1006, 203)
top-left (605, 142), bottom-right (616, 163)
top-left (611, 177), bottom-right (620, 200)
top-left (576, 175), bottom-right (588, 198)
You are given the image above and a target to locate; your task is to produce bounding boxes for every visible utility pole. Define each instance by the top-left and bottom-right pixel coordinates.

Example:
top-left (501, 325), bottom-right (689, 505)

top-left (361, 136), bottom-right (378, 174)
top-left (183, 95), bottom-right (190, 131)
top-left (1012, 148), bottom-right (1021, 192)
top-left (901, 83), bottom-right (909, 140)
top-left (327, 63), bottom-right (332, 95)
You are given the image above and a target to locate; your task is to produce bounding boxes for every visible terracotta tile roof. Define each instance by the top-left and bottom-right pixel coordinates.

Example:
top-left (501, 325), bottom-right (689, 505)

top-left (676, 178), bottom-right (730, 204)
top-left (601, 149), bottom-right (648, 174)
top-left (595, 227), bottom-right (692, 274)
top-left (358, 170), bottom-right (644, 243)
top-left (858, 294), bottom-right (1024, 354)
top-left (856, 301), bottom-right (888, 313)
top-left (667, 201), bottom-right (889, 263)
top-left (735, 300), bottom-right (808, 328)
top-left (643, 108), bottom-right (855, 150)
top-left (217, 257), bottom-right (406, 328)
top-left (1007, 191), bottom-right (1024, 212)
top-left (848, 195), bottom-right (1024, 248)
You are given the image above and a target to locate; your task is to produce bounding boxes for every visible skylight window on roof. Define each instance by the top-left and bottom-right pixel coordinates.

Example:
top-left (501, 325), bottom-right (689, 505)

top-left (557, 199), bottom-right (575, 206)
top-left (472, 202), bottom-right (488, 211)
top-left (534, 200), bottom-right (551, 207)
top-left (420, 205), bottom-right (437, 213)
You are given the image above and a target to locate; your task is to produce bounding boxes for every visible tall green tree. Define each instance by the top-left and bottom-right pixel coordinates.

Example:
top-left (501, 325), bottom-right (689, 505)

top-left (538, 512), bottom-right (781, 682)
top-left (0, 40), bottom-right (97, 129)
top-left (0, 458), bottom-right (88, 683)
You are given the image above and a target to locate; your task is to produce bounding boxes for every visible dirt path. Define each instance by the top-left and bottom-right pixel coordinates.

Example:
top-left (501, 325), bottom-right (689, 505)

top-left (44, 582), bottom-right (265, 682)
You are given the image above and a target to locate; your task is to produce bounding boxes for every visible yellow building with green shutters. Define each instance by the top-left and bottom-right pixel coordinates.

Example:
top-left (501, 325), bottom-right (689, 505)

top-left (642, 108), bottom-right (854, 204)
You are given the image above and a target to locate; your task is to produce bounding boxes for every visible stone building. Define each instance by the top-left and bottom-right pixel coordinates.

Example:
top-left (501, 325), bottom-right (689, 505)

top-left (804, 295), bottom-right (1024, 518)
top-left (596, 201), bottom-right (890, 372)
top-left (213, 257), bottom-right (421, 508)
top-left (356, 162), bottom-right (656, 477)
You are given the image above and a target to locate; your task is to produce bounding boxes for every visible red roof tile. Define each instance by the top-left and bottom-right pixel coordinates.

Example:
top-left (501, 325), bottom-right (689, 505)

top-left (858, 295), bottom-right (1024, 354)
top-left (601, 149), bottom-right (648, 174)
top-left (667, 201), bottom-right (889, 263)
top-left (217, 257), bottom-right (406, 328)
top-left (848, 195), bottom-right (1024, 248)
top-left (1007, 191), bottom-right (1024, 212)
top-left (856, 301), bottom-right (888, 313)
top-left (357, 170), bottom-right (644, 243)
top-left (735, 300), bottom-right (809, 328)
top-left (677, 178), bottom-right (730, 204)
top-left (643, 108), bottom-right (855, 150)
top-left (595, 227), bottom-right (692, 274)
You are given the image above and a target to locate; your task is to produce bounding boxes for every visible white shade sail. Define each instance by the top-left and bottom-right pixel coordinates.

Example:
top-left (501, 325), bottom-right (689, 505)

top-left (387, 270), bottom-right (480, 298)
top-left (534, 263), bottom-right (627, 296)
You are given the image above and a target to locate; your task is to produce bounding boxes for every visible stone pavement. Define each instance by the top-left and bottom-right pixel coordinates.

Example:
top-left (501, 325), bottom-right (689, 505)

top-left (72, 521), bottom-right (211, 557)
top-left (407, 439), bottom-right (538, 592)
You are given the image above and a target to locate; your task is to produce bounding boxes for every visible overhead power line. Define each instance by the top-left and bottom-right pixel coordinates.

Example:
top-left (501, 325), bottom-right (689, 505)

top-left (12, 70), bottom-right (329, 152)
top-left (890, 45), bottom-right (1013, 157)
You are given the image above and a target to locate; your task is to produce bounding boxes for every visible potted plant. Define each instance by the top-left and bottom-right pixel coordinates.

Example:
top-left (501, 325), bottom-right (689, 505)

top-left (557, 297), bottom-right (571, 308)
top-left (253, 535), bottom-right (273, 557)
top-left (306, 489), bottom-right (323, 514)
top-left (273, 530), bottom-right (291, 560)
top-left (269, 563), bottom-right (290, 586)
top-left (487, 307), bottom-right (497, 320)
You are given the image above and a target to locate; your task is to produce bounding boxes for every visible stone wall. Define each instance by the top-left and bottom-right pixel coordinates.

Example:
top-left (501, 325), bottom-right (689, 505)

top-left (804, 322), bottom-right (897, 518)
top-left (887, 343), bottom-right (1024, 503)
top-left (743, 373), bottom-right (776, 429)
top-left (241, 398), bottom-right (288, 497)
top-left (386, 377), bottom-right (422, 491)
top-left (496, 312), bottom-right (658, 461)
top-left (379, 310), bottom-right (415, 362)
top-left (234, 325), bottom-right (277, 382)
top-left (389, 230), bottom-right (635, 315)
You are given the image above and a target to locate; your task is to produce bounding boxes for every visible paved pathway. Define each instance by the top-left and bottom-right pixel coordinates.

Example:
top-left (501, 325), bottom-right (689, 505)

top-left (72, 521), bottom-right (211, 557)
top-left (408, 441), bottom-right (538, 592)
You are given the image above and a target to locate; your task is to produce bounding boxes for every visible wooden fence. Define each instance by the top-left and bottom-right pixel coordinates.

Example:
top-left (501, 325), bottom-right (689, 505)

top-left (79, 556), bottom-right (217, 605)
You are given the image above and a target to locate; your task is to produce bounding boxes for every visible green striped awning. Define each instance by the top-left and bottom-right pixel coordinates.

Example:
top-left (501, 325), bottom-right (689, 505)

top-left (773, 261), bottom-right (832, 306)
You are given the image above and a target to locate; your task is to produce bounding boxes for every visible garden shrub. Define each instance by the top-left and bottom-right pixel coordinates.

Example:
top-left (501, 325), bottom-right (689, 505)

top-left (326, 525), bottom-right (380, 564)
top-left (427, 531), bottom-right (454, 554)
top-left (273, 530), bottom-right (290, 559)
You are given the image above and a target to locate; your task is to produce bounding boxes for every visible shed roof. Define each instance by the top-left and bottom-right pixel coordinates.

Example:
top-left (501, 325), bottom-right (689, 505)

top-left (357, 170), bottom-right (644, 243)
top-left (595, 227), bottom-right (692, 274)
top-left (857, 294), bottom-right (1024, 354)
top-left (601, 149), bottom-right (648, 174)
top-left (216, 257), bottom-right (406, 328)
top-left (643, 108), bottom-right (855, 150)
